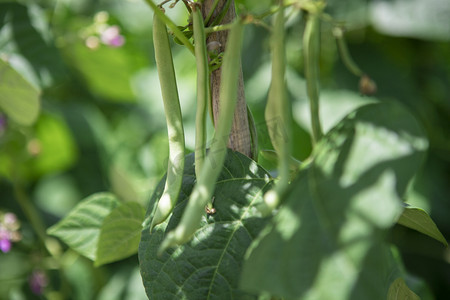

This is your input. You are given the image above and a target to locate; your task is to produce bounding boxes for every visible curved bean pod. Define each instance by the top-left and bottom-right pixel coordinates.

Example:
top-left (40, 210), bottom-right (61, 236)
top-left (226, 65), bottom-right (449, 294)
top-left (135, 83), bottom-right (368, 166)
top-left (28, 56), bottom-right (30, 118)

top-left (150, 11), bottom-right (185, 230)
top-left (159, 20), bottom-right (244, 254)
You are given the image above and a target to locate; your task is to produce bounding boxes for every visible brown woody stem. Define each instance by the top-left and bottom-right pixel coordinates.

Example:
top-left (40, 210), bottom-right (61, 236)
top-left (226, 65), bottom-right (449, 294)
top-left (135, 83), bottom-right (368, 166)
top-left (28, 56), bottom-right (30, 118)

top-left (201, 0), bottom-right (253, 158)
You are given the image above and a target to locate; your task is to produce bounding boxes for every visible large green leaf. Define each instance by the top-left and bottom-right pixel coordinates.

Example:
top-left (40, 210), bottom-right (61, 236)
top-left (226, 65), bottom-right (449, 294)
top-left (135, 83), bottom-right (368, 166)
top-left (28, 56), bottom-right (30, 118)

top-left (241, 102), bottom-right (427, 299)
top-left (139, 150), bottom-right (272, 299)
top-left (95, 202), bottom-right (146, 266)
top-left (398, 207), bottom-right (448, 247)
top-left (0, 59), bottom-right (40, 125)
top-left (241, 170), bottom-right (404, 299)
top-left (47, 193), bottom-right (120, 260)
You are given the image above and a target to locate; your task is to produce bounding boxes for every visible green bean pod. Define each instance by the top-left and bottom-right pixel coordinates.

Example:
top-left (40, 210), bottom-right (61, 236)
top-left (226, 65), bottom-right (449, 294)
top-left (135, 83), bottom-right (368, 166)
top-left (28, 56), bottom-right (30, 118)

top-left (304, 11), bottom-right (323, 144)
top-left (193, 4), bottom-right (209, 178)
top-left (159, 20), bottom-right (244, 254)
top-left (261, 2), bottom-right (292, 214)
top-left (150, 11), bottom-right (185, 230)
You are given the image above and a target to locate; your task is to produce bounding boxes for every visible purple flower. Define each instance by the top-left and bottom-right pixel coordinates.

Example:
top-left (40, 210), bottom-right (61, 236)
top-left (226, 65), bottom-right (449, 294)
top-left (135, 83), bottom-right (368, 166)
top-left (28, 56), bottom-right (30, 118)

top-left (100, 25), bottom-right (125, 47)
top-left (0, 237), bottom-right (11, 253)
top-left (29, 270), bottom-right (48, 295)
top-left (0, 227), bottom-right (11, 253)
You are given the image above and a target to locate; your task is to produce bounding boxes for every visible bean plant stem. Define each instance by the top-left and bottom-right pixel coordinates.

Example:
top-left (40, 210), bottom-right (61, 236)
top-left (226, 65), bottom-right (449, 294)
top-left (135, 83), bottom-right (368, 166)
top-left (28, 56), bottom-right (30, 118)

top-left (13, 182), bottom-right (48, 251)
top-left (201, 0), bottom-right (252, 158)
top-left (333, 27), bottom-right (363, 77)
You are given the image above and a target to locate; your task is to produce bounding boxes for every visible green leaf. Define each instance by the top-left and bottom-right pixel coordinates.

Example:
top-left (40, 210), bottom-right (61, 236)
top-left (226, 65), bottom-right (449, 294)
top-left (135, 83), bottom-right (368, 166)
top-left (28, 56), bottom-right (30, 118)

top-left (47, 193), bottom-right (121, 260)
top-left (95, 202), bottom-right (146, 266)
top-left (0, 59), bottom-right (40, 126)
top-left (398, 207), bottom-right (448, 247)
top-left (387, 278), bottom-right (420, 300)
top-left (139, 150), bottom-right (272, 299)
top-left (242, 170), bottom-right (403, 299)
top-left (241, 102), bottom-right (427, 299)
top-left (311, 102), bottom-right (428, 229)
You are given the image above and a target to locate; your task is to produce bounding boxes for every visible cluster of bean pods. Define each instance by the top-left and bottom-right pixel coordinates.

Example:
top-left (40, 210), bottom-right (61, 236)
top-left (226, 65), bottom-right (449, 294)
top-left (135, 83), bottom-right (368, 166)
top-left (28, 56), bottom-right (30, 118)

top-left (148, 1), bottom-right (244, 252)
top-left (147, 0), bottom-right (369, 250)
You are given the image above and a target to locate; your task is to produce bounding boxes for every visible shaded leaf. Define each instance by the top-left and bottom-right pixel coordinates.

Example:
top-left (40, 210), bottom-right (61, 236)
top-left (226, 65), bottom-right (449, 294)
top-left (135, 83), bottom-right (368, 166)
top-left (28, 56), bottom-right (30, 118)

top-left (95, 202), bottom-right (146, 266)
top-left (0, 59), bottom-right (40, 125)
top-left (139, 150), bottom-right (272, 299)
top-left (398, 207), bottom-right (448, 247)
top-left (387, 278), bottom-right (420, 300)
top-left (47, 193), bottom-right (120, 260)
top-left (241, 102), bottom-right (427, 299)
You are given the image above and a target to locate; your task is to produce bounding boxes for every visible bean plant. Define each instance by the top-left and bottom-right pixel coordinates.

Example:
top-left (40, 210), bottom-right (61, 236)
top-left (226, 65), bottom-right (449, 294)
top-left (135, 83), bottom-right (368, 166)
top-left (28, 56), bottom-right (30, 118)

top-left (1, 0), bottom-right (448, 299)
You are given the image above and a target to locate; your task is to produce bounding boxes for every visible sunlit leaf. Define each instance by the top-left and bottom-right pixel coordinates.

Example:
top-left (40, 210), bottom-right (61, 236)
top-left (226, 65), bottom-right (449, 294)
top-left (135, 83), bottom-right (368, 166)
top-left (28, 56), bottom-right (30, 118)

top-left (48, 193), bottom-right (121, 260)
top-left (139, 150), bottom-right (272, 299)
top-left (95, 202), bottom-right (146, 266)
top-left (0, 59), bottom-right (40, 126)
top-left (398, 207), bottom-right (448, 247)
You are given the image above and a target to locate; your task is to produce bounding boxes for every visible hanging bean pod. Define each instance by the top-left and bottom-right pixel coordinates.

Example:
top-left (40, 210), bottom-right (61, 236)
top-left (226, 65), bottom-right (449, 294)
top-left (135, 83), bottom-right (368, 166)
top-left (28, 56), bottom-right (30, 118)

top-left (262, 1), bottom-right (292, 214)
top-left (150, 10), bottom-right (186, 230)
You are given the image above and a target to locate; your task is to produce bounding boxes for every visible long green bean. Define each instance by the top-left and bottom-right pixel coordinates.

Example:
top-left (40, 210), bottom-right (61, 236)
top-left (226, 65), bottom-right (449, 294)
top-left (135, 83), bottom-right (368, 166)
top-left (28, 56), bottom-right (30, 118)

top-left (159, 19), bottom-right (244, 254)
top-left (261, 1), bottom-right (291, 214)
top-left (193, 4), bottom-right (209, 177)
top-left (150, 11), bottom-right (185, 230)
top-left (304, 11), bottom-right (323, 144)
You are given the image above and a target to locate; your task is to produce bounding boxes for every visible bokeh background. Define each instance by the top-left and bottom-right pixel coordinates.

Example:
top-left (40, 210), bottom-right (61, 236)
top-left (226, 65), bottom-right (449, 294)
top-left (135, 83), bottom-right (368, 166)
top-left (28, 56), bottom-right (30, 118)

top-left (0, 0), bottom-right (449, 299)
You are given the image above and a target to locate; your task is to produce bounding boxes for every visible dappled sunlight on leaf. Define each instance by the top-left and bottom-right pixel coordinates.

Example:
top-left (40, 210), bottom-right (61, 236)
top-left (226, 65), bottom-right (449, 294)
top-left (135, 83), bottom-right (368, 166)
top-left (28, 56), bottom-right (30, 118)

top-left (139, 150), bottom-right (272, 299)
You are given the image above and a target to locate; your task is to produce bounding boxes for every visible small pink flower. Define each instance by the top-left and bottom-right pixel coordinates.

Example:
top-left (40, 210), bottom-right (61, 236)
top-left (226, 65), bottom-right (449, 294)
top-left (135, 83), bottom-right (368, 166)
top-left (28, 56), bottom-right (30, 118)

top-left (100, 25), bottom-right (125, 47)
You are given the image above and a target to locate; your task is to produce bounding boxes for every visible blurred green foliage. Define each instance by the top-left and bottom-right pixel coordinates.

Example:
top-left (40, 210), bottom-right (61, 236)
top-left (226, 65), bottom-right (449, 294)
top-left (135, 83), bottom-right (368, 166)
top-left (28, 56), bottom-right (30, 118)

top-left (0, 0), bottom-right (449, 299)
